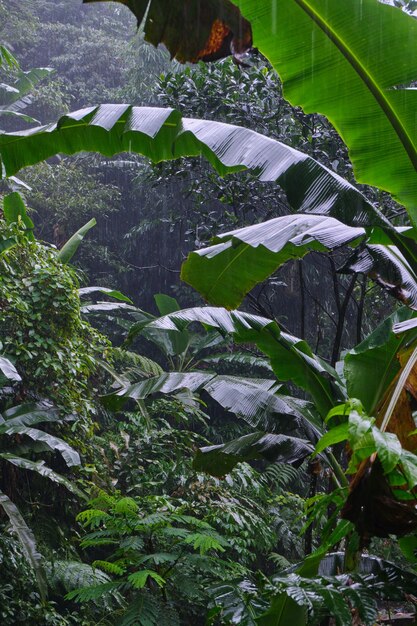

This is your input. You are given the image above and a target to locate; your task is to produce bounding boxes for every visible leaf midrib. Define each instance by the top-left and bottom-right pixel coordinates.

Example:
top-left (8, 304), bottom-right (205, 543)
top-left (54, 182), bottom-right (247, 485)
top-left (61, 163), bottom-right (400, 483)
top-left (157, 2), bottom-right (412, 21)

top-left (294, 0), bottom-right (417, 174)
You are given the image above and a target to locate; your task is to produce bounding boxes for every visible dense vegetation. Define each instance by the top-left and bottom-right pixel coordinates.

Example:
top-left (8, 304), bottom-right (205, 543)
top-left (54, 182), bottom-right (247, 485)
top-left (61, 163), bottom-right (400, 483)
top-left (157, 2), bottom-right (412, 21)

top-left (2, 0), bottom-right (417, 624)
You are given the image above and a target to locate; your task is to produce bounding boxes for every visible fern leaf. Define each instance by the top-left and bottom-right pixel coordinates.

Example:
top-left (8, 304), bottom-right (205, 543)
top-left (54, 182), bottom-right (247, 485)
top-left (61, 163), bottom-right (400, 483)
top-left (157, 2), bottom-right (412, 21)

top-left (183, 532), bottom-right (226, 555)
top-left (93, 560), bottom-right (126, 576)
top-left (66, 580), bottom-right (122, 602)
top-left (46, 560), bottom-right (111, 592)
top-left (128, 570), bottom-right (165, 589)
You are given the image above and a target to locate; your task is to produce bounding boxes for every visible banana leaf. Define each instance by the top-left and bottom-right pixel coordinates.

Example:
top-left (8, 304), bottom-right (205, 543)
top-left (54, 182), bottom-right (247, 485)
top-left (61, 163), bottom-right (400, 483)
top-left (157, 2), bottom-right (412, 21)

top-left (0, 490), bottom-right (48, 601)
top-left (144, 306), bottom-right (343, 417)
top-left (0, 105), bottom-right (385, 229)
top-left (181, 214), bottom-right (366, 308)
top-left (85, 1), bottom-right (417, 223)
top-left (194, 432), bottom-right (316, 477)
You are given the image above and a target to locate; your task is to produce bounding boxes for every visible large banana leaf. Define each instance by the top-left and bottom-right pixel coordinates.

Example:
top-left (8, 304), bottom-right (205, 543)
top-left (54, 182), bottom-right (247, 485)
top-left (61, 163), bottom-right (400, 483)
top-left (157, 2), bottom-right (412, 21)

top-left (236, 0), bottom-right (417, 221)
top-left (0, 424), bottom-right (80, 467)
top-left (0, 453), bottom-right (86, 499)
top-left (0, 401), bottom-right (62, 427)
top-left (194, 432), bottom-right (316, 476)
top-left (181, 214), bottom-right (366, 308)
top-left (343, 243), bottom-right (417, 310)
top-left (143, 307), bottom-right (343, 416)
top-left (93, 1), bottom-right (417, 223)
top-left (103, 372), bottom-right (322, 437)
top-left (0, 490), bottom-right (48, 601)
top-left (344, 307), bottom-right (417, 414)
top-left (0, 105), bottom-right (386, 228)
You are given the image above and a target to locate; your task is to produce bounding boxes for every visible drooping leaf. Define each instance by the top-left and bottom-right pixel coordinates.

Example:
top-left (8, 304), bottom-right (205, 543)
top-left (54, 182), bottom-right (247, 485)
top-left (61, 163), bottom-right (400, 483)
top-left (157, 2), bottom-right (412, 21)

top-left (103, 371), bottom-right (321, 437)
top-left (0, 105), bottom-right (384, 229)
top-left (0, 489), bottom-right (48, 601)
top-left (0, 425), bottom-right (81, 467)
top-left (102, 371), bottom-right (216, 410)
top-left (181, 215), bottom-right (366, 309)
top-left (0, 454), bottom-right (86, 499)
top-left (343, 243), bottom-right (417, 310)
top-left (194, 432), bottom-right (315, 477)
top-left (144, 306), bottom-right (342, 416)
top-left (57, 218), bottom-right (97, 263)
top-left (79, 287), bottom-right (133, 303)
top-left (83, 0), bottom-right (252, 63)
top-left (1, 401), bottom-right (62, 427)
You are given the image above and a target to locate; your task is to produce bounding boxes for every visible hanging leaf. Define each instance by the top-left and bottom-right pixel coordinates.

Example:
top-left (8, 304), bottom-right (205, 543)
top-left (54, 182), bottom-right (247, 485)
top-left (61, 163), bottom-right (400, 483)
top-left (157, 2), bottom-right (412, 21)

top-left (83, 0), bottom-right (252, 63)
top-left (343, 244), bottom-right (417, 310)
top-left (0, 105), bottom-right (383, 229)
top-left (144, 306), bottom-right (342, 417)
top-left (181, 214), bottom-right (366, 309)
top-left (194, 431), bottom-right (315, 477)
top-left (0, 490), bottom-right (48, 601)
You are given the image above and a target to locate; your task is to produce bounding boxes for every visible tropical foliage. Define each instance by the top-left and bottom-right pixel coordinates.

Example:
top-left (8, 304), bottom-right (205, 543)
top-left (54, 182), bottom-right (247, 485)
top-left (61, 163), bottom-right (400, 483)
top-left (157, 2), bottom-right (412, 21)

top-left (3, 1), bottom-right (417, 624)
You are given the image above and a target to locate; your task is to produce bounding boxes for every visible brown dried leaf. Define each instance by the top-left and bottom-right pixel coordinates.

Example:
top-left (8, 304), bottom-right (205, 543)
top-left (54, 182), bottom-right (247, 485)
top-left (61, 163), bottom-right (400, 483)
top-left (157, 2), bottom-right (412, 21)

top-left (376, 347), bottom-right (417, 452)
top-left (83, 0), bottom-right (252, 63)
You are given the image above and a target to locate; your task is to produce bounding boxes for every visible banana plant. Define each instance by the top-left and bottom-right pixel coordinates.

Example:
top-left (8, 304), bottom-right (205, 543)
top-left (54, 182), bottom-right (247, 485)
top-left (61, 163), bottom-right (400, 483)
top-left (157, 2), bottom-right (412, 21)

top-left (0, 52), bottom-right (53, 125)
top-left (0, 357), bottom-right (85, 600)
top-left (86, 0), bottom-right (417, 226)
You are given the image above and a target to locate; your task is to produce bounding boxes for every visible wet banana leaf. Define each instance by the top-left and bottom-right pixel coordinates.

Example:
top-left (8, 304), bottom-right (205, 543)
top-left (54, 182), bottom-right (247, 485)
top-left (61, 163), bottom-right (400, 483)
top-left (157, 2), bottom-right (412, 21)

top-left (181, 214), bottom-right (366, 309)
top-left (0, 105), bottom-right (384, 230)
top-left (194, 431), bottom-right (315, 477)
top-left (86, 0), bottom-right (417, 224)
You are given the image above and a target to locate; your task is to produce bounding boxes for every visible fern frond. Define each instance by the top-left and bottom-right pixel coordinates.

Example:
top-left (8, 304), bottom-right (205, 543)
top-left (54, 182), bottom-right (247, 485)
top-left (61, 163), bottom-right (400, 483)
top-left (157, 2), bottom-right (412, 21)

top-left (77, 508), bottom-right (110, 528)
top-left (93, 560), bottom-right (126, 576)
top-left (182, 532), bottom-right (227, 555)
top-left (128, 569), bottom-right (165, 589)
top-left (119, 592), bottom-right (160, 626)
top-left (66, 580), bottom-right (123, 602)
top-left (115, 497), bottom-right (139, 515)
top-left (262, 462), bottom-right (300, 491)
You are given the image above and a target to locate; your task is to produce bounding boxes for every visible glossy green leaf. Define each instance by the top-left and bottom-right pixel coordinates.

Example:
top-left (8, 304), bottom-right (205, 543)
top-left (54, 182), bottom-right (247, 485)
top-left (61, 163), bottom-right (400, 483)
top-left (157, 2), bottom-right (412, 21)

top-left (235, 0), bottom-right (417, 223)
top-left (0, 105), bottom-right (383, 228)
top-left (314, 423), bottom-right (349, 455)
top-left (145, 306), bottom-right (342, 416)
top-left (344, 307), bottom-right (417, 414)
top-left (182, 214), bottom-right (365, 309)
top-left (58, 218), bottom-right (97, 264)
